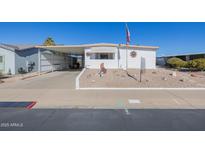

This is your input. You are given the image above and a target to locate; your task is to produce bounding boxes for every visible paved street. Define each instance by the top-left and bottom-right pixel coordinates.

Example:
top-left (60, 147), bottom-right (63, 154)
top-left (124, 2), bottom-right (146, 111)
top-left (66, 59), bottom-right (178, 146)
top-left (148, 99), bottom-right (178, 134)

top-left (0, 109), bottom-right (205, 130)
top-left (0, 71), bottom-right (205, 109)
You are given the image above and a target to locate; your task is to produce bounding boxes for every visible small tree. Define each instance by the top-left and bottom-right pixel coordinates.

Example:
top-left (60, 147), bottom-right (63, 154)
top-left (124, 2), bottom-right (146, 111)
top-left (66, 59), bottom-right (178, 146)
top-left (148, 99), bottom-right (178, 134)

top-left (43, 37), bottom-right (56, 46)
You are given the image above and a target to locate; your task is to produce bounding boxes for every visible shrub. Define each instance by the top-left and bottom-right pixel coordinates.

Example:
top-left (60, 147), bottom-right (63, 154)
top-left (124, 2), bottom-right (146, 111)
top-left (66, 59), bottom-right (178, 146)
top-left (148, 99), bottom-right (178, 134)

top-left (187, 60), bottom-right (198, 68)
top-left (188, 58), bottom-right (205, 71)
top-left (167, 57), bottom-right (187, 69)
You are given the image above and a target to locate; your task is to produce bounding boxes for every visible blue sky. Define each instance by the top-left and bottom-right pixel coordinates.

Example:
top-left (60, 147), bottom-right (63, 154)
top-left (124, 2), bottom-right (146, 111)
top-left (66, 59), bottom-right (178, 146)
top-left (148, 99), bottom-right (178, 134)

top-left (0, 22), bottom-right (205, 56)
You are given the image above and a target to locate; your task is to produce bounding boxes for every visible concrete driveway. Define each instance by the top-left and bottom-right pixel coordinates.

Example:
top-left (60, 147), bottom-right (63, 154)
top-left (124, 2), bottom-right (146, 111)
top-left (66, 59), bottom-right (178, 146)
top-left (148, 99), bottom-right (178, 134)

top-left (0, 71), bottom-right (205, 109)
top-left (0, 71), bottom-right (79, 89)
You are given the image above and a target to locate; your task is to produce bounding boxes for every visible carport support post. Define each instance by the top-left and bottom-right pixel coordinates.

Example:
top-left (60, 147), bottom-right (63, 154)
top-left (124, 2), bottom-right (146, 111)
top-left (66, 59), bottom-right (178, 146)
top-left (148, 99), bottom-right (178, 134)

top-left (52, 52), bottom-right (54, 72)
top-left (38, 48), bottom-right (41, 75)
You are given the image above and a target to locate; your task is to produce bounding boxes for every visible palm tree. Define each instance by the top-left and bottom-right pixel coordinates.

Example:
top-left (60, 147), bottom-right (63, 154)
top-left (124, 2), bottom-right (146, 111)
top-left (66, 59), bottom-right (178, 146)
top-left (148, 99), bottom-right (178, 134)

top-left (43, 37), bottom-right (56, 46)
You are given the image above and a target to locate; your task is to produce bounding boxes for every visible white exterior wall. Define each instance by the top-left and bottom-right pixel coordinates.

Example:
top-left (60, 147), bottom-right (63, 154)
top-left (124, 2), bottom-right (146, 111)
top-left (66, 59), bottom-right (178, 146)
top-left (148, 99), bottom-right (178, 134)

top-left (0, 47), bottom-right (15, 74)
top-left (84, 46), bottom-right (156, 69)
top-left (84, 47), bottom-right (118, 69)
top-left (127, 48), bottom-right (156, 69)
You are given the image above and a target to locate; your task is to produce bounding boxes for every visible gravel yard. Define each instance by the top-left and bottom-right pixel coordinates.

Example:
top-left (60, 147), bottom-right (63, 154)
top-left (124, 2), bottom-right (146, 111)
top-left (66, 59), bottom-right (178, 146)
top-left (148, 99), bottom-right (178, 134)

top-left (80, 68), bottom-right (205, 88)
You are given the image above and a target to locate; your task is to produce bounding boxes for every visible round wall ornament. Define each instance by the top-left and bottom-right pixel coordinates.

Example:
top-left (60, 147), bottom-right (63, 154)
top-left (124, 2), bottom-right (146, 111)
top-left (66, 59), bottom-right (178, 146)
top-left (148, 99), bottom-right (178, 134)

top-left (130, 51), bottom-right (137, 57)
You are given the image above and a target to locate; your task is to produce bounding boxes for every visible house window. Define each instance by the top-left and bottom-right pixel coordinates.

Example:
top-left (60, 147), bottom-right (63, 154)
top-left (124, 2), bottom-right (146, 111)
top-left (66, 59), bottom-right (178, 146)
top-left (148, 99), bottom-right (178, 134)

top-left (0, 56), bottom-right (3, 63)
top-left (90, 53), bottom-right (115, 60)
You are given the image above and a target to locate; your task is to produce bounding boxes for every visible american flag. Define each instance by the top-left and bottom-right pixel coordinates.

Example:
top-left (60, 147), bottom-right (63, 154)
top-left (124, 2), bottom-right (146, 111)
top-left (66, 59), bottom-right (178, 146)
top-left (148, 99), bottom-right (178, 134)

top-left (126, 23), bottom-right (131, 45)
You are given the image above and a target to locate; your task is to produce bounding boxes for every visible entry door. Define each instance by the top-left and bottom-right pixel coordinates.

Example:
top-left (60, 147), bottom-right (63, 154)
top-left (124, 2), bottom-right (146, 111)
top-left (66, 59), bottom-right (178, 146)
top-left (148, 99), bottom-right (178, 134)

top-left (0, 55), bottom-right (5, 73)
top-left (118, 49), bottom-right (127, 69)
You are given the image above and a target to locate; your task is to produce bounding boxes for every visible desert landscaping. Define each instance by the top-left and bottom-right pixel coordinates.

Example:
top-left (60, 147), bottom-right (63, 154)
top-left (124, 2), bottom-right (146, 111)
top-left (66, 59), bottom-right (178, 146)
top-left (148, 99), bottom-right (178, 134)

top-left (79, 68), bottom-right (205, 88)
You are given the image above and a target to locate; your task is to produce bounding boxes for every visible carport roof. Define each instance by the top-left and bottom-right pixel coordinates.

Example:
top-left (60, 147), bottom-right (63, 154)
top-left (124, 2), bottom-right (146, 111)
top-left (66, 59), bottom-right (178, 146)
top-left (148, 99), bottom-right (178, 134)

top-left (35, 43), bottom-right (159, 54)
top-left (0, 43), bottom-right (159, 54)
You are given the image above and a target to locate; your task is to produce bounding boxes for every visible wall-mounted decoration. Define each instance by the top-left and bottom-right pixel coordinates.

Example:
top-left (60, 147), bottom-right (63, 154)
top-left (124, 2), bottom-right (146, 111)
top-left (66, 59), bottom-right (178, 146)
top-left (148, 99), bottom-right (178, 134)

top-left (130, 51), bottom-right (137, 58)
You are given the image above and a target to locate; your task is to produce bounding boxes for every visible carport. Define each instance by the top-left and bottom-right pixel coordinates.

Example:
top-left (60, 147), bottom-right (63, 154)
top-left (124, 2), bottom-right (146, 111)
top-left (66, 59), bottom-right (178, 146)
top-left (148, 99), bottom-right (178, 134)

top-left (36, 45), bottom-right (85, 73)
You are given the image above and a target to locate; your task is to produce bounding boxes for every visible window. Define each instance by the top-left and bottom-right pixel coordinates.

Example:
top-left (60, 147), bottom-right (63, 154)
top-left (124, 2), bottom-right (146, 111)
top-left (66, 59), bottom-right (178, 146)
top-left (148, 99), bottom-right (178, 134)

top-left (0, 56), bottom-right (3, 63)
top-left (90, 53), bottom-right (115, 60)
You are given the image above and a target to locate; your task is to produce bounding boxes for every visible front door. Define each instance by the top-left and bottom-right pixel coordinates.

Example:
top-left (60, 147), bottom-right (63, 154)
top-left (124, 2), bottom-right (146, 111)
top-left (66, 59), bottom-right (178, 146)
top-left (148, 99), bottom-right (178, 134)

top-left (118, 49), bottom-right (127, 69)
top-left (0, 55), bottom-right (5, 73)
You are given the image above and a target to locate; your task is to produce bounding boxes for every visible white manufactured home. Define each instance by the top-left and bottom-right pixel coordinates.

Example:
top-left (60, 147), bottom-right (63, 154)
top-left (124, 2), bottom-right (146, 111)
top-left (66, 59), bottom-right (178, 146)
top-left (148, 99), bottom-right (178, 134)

top-left (0, 43), bottom-right (159, 75)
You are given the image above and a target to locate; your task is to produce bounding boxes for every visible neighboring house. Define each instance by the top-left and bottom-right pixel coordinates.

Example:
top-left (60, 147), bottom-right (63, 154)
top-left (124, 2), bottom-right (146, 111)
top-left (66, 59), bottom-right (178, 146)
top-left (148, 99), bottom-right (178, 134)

top-left (0, 43), bottom-right (159, 75)
top-left (0, 43), bottom-right (68, 75)
top-left (157, 52), bottom-right (205, 66)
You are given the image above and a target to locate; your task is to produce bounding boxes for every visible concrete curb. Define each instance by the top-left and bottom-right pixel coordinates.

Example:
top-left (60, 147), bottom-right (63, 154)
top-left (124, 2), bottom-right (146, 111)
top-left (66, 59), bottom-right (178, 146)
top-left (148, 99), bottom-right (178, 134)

top-left (78, 87), bottom-right (205, 90)
top-left (75, 68), bottom-right (86, 89)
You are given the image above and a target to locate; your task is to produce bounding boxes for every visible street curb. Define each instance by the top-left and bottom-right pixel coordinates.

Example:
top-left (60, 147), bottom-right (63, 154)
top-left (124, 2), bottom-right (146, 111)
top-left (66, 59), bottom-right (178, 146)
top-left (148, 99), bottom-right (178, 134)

top-left (77, 87), bottom-right (205, 90)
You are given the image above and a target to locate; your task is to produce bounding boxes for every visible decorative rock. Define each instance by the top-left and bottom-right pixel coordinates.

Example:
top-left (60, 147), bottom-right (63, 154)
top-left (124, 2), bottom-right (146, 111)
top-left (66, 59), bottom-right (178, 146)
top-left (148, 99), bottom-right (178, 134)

top-left (171, 71), bottom-right (177, 77)
top-left (87, 74), bottom-right (91, 79)
top-left (162, 77), bottom-right (167, 81)
top-left (152, 71), bottom-right (157, 74)
top-left (179, 79), bottom-right (184, 82)
top-left (191, 73), bottom-right (197, 77)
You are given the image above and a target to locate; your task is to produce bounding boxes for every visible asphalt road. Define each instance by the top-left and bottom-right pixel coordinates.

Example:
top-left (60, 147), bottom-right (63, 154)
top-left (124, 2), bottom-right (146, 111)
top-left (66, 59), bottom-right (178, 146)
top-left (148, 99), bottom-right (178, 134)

top-left (0, 109), bottom-right (205, 131)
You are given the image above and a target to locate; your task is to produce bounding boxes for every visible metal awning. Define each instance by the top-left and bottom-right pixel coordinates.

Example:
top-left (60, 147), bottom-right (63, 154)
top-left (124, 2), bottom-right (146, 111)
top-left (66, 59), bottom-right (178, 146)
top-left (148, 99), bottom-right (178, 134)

top-left (35, 43), bottom-right (159, 54)
top-left (36, 46), bottom-right (84, 54)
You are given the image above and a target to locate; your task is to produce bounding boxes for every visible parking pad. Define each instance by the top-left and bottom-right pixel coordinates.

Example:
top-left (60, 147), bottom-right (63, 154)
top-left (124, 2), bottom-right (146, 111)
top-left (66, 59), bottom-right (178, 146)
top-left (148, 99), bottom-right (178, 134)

top-left (0, 101), bottom-right (36, 109)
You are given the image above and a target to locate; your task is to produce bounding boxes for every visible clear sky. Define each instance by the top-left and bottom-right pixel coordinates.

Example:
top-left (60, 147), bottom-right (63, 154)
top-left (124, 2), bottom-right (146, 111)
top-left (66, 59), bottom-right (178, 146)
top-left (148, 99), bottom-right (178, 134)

top-left (0, 22), bottom-right (205, 56)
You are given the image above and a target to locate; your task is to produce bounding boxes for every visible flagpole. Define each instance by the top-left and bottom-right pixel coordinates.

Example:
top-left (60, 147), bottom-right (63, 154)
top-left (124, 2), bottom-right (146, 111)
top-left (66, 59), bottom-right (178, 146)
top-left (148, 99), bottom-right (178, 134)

top-left (126, 44), bottom-right (128, 70)
top-left (125, 23), bottom-right (130, 70)
top-left (125, 23), bottom-right (127, 70)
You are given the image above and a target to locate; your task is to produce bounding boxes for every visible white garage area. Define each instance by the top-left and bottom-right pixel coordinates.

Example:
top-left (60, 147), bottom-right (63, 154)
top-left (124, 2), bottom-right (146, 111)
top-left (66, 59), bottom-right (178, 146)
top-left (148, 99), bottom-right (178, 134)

top-left (39, 50), bottom-right (68, 72)
top-left (38, 46), bottom-right (84, 73)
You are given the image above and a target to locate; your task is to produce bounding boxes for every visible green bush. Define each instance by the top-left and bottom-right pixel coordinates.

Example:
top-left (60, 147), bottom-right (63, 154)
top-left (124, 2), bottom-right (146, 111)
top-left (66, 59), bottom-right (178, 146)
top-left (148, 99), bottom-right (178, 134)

top-left (187, 60), bottom-right (198, 68)
top-left (167, 57), bottom-right (187, 69)
top-left (187, 58), bottom-right (205, 70)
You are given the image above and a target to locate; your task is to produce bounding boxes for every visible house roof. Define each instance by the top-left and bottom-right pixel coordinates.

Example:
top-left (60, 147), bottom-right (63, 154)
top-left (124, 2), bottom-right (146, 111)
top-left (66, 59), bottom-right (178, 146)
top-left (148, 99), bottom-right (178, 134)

top-left (36, 43), bottom-right (159, 49)
top-left (0, 43), bottom-right (17, 51)
top-left (1, 43), bottom-right (159, 54)
top-left (0, 43), bottom-right (36, 51)
top-left (36, 43), bottom-right (159, 54)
